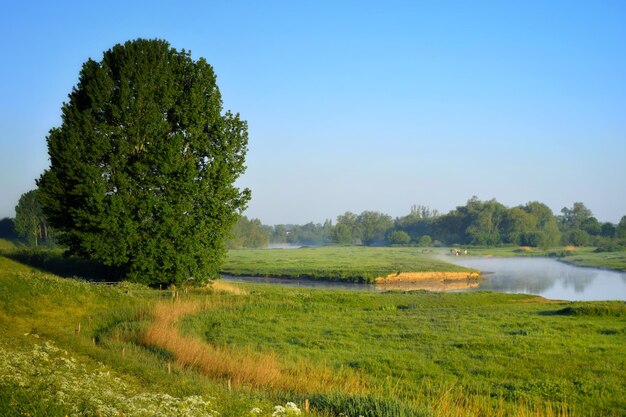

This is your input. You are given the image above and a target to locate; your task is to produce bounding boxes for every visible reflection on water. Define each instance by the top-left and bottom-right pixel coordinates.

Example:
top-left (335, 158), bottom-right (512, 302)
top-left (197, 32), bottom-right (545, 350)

top-left (375, 280), bottom-right (479, 292)
top-left (450, 257), bottom-right (626, 301)
top-left (222, 258), bottom-right (626, 301)
top-left (222, 275), bottom-right (376, 291)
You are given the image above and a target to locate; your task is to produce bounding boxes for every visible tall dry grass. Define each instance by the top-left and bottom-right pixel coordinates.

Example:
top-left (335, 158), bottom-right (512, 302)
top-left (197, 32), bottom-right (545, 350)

top-left (140, 298), bottom-right (367, 395)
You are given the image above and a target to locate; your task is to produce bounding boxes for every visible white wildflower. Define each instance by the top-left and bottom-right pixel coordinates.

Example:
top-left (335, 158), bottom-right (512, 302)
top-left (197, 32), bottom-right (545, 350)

top-left (249, 407), bottom-right (263, 414)
top-left (285, 402), bottom-right (302, 415)
top-left (272, 405), bottom-right (286, 417)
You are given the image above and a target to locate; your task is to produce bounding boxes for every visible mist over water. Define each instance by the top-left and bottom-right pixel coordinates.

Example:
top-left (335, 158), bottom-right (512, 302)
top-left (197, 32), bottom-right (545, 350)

top-left (450, 257), bottom-right (626, 301)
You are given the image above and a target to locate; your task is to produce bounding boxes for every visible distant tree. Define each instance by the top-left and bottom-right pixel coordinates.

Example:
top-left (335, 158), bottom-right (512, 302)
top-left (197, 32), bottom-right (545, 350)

top-left (287, 222), bottom-right (330, 245)
top-left (333, 223), bottom-right (353, 244)
top-left (228, 216), bottom-right (269, 249)
top-left (464, 198), bottom-right (507, 246)
top-left (568, 229), bottom-right (590, 246)
top-left (14, 189), bottom-right (52, 246)
top-left (336, 211), bottom-right (362, 244)
top-left (503, 207), bottom-right (538, 245)
top-left (432, 209), bottom-right (467, 245)
top-left (37, 39), bottom-right (249, 286)
top-left (418, 235), bottom-right (433, 247)
top-left (559, 202), bottom-right (593, 231)
top-left (0, 218), bottom-right (16, 240)
top-left (519, 231), bottom-right (549, 249)
top-left (394, 205), bottom-right (438, 241)
top-left (617, 216), bottom-right (626, 239)
top-left (580, 217), bottom-right (601, 236)
top-left (600, 222), bottom-right (616, 238)
top-left (523, 201), bottom-right (561, 248)
top-left (387, 230), bottom-right (410, 245)
top-left (269, 224), bottom-right (289, 244)
top-left (358, 211), bottom-right (393, 245)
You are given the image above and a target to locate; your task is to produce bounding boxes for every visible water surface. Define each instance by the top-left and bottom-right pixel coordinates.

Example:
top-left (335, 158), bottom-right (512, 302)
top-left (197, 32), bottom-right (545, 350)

top-left (449, 257), bottom-right (626, 301)
top-left (222, 257), bottom-right (626, 301)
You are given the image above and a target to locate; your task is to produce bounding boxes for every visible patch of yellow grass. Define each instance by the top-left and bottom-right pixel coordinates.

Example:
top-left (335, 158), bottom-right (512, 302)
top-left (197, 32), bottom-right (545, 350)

top-left (564, 246), bottom-right (576, 252)
top-left (376, 271), bottom-right (480, 283)
top-left (210, 280), bottom-right (248, 295)
top-left (140, 299), bottom-right (366, 394)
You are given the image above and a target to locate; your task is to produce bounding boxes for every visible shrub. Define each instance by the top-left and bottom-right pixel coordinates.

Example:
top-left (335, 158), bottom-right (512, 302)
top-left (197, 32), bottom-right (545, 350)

top-left (387, 231), bottom-right (411, 245)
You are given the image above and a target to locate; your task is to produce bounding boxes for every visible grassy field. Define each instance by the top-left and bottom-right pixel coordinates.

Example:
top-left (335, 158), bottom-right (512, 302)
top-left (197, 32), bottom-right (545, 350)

top-left (0, 255), bottom-right (305, 417)
top-left (182, 283), bottom-right (626, 416)
top-left (222, 246), bottom-right (475, 282)
top-left (2, 250), bottom-right (626, 416)
top-left (0, 238), bottom-right (16, 251)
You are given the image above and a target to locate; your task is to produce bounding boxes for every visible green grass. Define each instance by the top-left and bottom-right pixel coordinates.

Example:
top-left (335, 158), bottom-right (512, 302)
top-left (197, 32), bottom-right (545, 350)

top-left (0, 255), bottom-right (306, 417)
top-left (560, 250), bottom-right (626, 271)
top-left (2, 248), bottom-right (626, 416)
top-left (0, 238), bottom-right (16, 251)
top-left (182, 284), bottom-right (626, 416)
top-left (223, 246), bottom-right (475, 282)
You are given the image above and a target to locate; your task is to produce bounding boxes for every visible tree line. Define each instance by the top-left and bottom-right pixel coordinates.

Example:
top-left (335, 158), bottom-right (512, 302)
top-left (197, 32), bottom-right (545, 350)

top-left (227, 198), bottom-right (626, 250)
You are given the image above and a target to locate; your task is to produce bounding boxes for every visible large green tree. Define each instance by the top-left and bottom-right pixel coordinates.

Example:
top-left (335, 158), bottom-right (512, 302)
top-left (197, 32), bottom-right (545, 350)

top-left (37, 39), bottom-right (250, 286)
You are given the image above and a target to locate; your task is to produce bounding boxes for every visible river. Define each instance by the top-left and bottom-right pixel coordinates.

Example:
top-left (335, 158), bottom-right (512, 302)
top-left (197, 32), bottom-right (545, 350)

top-left (223, 257), bottom-right (626, 301)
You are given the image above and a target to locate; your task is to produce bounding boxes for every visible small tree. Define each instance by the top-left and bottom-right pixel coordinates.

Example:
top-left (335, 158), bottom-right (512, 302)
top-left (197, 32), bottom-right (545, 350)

top-left (37, 39), bottom-right (249, 286)
top-left (418, 235), bottom-right (432, 247)
top-left (617, 216), bottom-right (626, 239)
top-left (14, 189), bottom-right (52, 246)
top-left (387, 230), bottom-right (410, 245)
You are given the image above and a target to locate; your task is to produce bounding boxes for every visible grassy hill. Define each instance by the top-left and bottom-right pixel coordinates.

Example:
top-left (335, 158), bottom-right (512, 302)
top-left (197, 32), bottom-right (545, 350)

top-left (1, 251), bottom-right (625, 416)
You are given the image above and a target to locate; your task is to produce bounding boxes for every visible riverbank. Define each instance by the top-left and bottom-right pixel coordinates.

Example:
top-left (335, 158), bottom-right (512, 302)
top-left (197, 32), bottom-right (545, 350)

top-left (451, 246), bottom-right (626, 272)
top-left (222, 246), bottom-right (476, 283)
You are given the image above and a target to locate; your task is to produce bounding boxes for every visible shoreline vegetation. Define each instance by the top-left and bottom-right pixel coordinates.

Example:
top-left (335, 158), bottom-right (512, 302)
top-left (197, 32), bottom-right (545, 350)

top-left (221, 246), bottom-right (626, 285)
top-left (221, 246), bottom-right (478, 284)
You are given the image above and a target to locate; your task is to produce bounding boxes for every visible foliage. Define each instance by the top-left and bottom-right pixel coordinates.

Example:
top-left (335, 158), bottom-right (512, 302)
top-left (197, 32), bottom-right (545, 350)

top-left (14, 189), bottom-right (54, 247)
top-left (418, 235), bottom-right (432, 246)
top-left (617, 216), bottom-right (626, 239)
top-left (228, 216), bottom-right (269, 249)
top-left (0, 218), bottom-right (16, 240)
top-left (0, 340), bottom-right (218, 417)
top-left (568, 229), bottom-right (590, 247)
top-left (356, 211), bottom-right (393, 245)
top-left (386, 230), bottom-right (410, 245)
top-left (37, 39), bottom-right (249, 286)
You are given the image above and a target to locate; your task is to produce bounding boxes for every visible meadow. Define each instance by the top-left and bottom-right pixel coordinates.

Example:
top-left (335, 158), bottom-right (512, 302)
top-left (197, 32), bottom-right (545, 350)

top-left (180, 284), bottom-right (626, 416)
top-left (1, 247), bottom-right (625, 416)
top-left (222, 246), bottom-right (475, 282)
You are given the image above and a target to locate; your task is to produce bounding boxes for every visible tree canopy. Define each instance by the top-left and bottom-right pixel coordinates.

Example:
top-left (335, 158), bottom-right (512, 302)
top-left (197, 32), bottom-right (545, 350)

top-left (37, 39), bottom-right (250, 286)
top-left (14, 189), bottom-right (53, 246)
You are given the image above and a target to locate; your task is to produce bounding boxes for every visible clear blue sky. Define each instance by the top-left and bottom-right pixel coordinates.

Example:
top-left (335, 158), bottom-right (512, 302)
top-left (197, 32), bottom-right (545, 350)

top-left (1, 1), bottom-right (625, 224)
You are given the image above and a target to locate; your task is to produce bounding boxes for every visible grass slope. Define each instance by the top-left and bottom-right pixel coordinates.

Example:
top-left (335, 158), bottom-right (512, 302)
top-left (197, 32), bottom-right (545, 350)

top-left (182, 284), bottom-right (626, 416)
top-left (0, 255), bottom-right (298, 417)
top-left (223, 246), bottom-right (474, 283)
top-left (2, 250), bottom-right (625, 416)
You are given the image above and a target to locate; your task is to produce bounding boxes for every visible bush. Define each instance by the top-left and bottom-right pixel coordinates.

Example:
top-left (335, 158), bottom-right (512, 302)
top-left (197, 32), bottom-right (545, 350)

top-left (387, 230), bottom-right (411, 245)
top-left (418, 235), bottom-right (432, 247)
